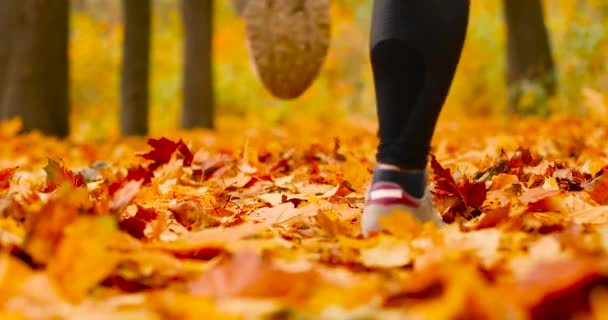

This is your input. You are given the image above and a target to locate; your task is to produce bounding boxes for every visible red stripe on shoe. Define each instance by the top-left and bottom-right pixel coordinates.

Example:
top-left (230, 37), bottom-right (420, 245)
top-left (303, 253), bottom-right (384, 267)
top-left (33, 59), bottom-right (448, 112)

top-left (367, 183), bottom-right (422, 207)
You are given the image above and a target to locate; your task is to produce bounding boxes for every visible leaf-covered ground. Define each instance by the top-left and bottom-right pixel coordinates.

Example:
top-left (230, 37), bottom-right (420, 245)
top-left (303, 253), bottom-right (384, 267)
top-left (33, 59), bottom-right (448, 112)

top-left (2, 116), bottom-right (608, 319)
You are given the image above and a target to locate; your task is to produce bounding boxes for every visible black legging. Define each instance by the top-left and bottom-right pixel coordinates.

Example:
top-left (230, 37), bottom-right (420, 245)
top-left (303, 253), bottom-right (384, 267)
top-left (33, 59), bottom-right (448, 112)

top-left (371, 0), bottom-right (470, 170)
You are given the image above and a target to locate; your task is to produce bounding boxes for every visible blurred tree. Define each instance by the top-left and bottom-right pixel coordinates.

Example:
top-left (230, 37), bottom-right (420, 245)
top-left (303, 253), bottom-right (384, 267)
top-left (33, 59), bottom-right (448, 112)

top-left (181, 0), bottom-right (214, 129)
top-left (120, 0), bottom-right (151, 136)
top-left (0, 0), bottom-right (18, 111)
top-left (72, 0), bottom-right (87, 11)
top-left (1, 0), bottom-right (70, 137)
top-left (504, 0), bottom-right (556, 115)
top-left (233, 0), bottom-right (247, 16)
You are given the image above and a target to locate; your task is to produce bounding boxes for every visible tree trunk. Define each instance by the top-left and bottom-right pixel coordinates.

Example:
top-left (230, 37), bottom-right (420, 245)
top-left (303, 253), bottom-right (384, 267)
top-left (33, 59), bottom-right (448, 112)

top-left (0, 0), bottom-right (19, 113)
top-left (181, 0), bottom-right (214, 129)
top-left (504, 0), bottom-right (556, 115)
top-left (1, 0), bottom-right (70, 137)
top-left (120, 0), bottom-right (151, 136)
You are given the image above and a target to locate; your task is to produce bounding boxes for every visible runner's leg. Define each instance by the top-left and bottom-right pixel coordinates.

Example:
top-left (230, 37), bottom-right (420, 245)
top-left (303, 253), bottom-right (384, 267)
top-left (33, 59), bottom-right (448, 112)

top-left (362, 0), bottom-right (470, 236)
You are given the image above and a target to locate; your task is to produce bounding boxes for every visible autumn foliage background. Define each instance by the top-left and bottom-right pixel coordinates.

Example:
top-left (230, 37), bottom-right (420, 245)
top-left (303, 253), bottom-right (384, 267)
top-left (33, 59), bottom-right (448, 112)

top-left (4, 1), bottom-right (608, 319)
top-left (70, 0), bottom-right (608, 139)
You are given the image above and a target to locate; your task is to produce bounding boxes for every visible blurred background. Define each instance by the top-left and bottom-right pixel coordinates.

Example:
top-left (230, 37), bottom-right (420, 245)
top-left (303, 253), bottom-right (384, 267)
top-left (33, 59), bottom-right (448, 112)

top-left (1, 0), bottom-right (607, 140)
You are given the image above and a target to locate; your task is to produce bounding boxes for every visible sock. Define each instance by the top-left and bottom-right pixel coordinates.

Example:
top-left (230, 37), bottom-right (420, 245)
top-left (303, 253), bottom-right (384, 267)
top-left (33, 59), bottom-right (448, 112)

top-left (371, 168), bottom-right (427, 199)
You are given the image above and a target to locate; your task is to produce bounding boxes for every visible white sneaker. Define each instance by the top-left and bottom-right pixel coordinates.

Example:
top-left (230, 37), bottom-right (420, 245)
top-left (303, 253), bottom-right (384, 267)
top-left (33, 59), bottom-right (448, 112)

top-left (361, 182), bottom-right (445, 237)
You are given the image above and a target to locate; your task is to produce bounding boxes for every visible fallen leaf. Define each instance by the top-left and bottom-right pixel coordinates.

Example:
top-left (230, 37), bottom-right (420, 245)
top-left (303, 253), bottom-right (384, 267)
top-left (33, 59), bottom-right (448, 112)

top-left (178, 141), bottom-right (194, 167)
top-left (188, 251), bottom-right (318, 301)
top-left (568, 206), bottom-right (608, 225)
top-left (24, 191), bottom-right (89, 265)
top-left (462, 205), bottom-right (511, 230)
top-left (378, 209), bottom-right (424, 238)
top-left (460, 178), bottom-right (487, 208)
top-left (516, 259), bottom-right (608, 320)
top-left (360, 235), bottom-right (411, 268)
top-left (0, 167), bottom-right (18, 191)
top-left (316, 208), bottom-right (351, 236)
top-left (140, 137), bottom-right (181, 171)
top-left (110, 180), bottom-right (143, 211)
top-left (519, 188), bottom-right (562, 204)
top-left (169, 198), bottom-right (221, 230)
top-left (119, 216), bottom-right (148, 239)
top-left (126, 166), bottom-right (155, 185)
top-left (490, 174), bottom-right (520, 191)
top-left (584, 167), bottom-right (608, 204)
top-left (47, 216), bottom-right (121, 302)
top-left (43, 158), bottom-right (85, 192)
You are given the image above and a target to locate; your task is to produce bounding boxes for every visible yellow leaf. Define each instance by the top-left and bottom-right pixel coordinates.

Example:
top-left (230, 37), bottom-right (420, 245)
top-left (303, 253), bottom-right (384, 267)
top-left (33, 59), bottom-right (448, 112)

top-left (378, 209), bottom-right (424, 239)
top-left (541, 176), bottom-right (559, 190)
top-left (0, 254), bottom-right (34, 303)
top-left (316, 208), bottom-right (350, 236)
top-left (360, 235), bottom-right (411, 268)
top-left (47, 216), bottom-right (121, 302)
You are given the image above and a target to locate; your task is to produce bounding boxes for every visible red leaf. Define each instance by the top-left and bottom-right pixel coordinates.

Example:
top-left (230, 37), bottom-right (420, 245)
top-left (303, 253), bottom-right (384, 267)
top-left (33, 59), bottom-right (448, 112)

top-left (102, 275), bottom-right (153, 293)
top-left (242, 176), bottom-right (262, 189)
top-left (281, 194), bottom-right (305, 208)
top-left (459, 178), bottom-right (487, 208)
top-left (0, 167), bottom-right (18, 191)
top-left (509, 147), bottom-right (541, 169)
top-left (248, 175), bottom-right (272, 188)
top-left (135, 205), bottom-right (158, 221)
top-left (271, 149), bottom-right (295, 172)
top-left (257, 152), bottom-right (271, 163)
top-left (43, 158), bottom-right (86, 192)
top-left (126, 166), bottom-right (154, 185)
top-left (118, 206), bottom-right (159, 239)
top-left (140, 137), bottom-right (181, 171)
top-left (192, 169), bottom-right (204, 181)
top-left (271, 158), bottom-right (289, 172)
top-left (71, 171), bottom-right (86, 188)
top-left (178, 141), bottom-right (194, 167)
top-left (430, 154), bottom-right (452, 180)
top-left (108, 181), bottom-right (123, 197)
top-left (119, 216), bottom-right (147, 239)
top-left (430, 155), bottom-right (459, 196)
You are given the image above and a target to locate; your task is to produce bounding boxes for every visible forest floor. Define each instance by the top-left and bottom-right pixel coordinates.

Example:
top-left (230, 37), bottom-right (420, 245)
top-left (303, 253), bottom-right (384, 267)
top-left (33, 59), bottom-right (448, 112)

top-left (2, 115), bottom-right (608, 319)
